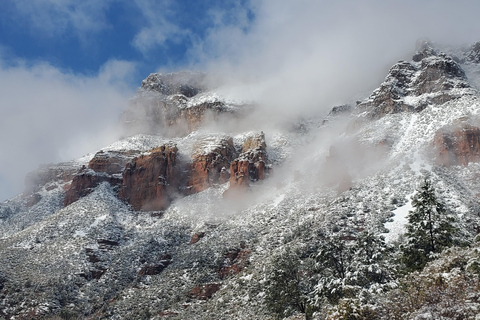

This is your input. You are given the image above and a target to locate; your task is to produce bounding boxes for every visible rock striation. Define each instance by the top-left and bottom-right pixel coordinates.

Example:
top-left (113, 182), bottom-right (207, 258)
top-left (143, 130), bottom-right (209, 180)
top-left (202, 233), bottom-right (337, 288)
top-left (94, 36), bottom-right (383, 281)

top-left (118, 144), bottom-right (179, 211)
top-left (224, 132), bottom-right (268, 196)
top-left (433, 120), bottom-right (480, 166)
top-left (187, 136), bottom-right (237, 194)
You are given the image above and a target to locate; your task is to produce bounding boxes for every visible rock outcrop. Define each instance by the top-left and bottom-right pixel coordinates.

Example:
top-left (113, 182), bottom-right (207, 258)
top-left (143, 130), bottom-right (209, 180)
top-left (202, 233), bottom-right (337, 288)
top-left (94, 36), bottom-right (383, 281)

top-left (465, 42), bottom-right (480, 64)
top-left (357, 43), bottom-right (472, 119)
top-left (24, 163), bottom-right (79, 196)
top-left (139, 72), bottom-right (207, 97)
top-left (187, 136), bottom-right (236, 194)
top-left (217, 246), bottom-right (251, 279)
top-left (118, 145), bottom-right (179, 211)
top-left (433, 120), bottom-right (480, 166)
top-left (88, 150), bottom-right (134, 175)
top-left (121, 72), bottom-right (250, 136)
top-left (64, 168), bottom-right (123, 206)
top-left (138, 254), bottom-right (172, 276)
top-left (64, 151), bottom-right (135, 206)
top-left (224, 132), bottom-right (268, 196)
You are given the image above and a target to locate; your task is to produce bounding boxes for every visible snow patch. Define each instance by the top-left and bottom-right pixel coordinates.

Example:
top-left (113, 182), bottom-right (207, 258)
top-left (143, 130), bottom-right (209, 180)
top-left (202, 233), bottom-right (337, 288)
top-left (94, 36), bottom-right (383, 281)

top-left (383, 193), bottom-right (414, 242)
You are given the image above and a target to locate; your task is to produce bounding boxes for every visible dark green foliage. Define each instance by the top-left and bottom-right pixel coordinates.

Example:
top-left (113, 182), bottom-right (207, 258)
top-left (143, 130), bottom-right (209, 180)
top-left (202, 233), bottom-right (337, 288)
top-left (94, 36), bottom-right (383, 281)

top-left (264, 247), bottom-right (312, 320)
top-left (311, 231), bottom-right (395, 306)
top-left (401, 178), bottom-right (457, 272)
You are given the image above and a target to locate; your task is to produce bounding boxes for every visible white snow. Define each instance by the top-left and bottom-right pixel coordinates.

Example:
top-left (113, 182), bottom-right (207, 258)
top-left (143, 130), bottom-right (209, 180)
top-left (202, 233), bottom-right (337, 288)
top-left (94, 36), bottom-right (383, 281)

top-left (383, 193), bottom-right (414, 242)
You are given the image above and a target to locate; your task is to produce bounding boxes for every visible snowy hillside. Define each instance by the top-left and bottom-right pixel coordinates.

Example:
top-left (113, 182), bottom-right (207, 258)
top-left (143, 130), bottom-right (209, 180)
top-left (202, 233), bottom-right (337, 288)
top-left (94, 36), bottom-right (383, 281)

top-left (1, 42), bottom-right (480, 320)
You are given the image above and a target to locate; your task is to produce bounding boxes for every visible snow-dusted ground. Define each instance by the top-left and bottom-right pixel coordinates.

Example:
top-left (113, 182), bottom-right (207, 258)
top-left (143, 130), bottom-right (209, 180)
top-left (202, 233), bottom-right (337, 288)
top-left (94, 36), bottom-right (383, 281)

top-left (383, 193), bottom-right (414, 243)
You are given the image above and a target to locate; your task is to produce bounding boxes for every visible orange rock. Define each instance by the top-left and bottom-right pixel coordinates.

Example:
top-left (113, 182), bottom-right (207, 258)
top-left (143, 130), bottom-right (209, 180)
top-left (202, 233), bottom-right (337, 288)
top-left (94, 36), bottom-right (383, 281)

top-left (434, 122), bottom-right (480, 166)
top-left (118, 145), bottom-right (179, 211)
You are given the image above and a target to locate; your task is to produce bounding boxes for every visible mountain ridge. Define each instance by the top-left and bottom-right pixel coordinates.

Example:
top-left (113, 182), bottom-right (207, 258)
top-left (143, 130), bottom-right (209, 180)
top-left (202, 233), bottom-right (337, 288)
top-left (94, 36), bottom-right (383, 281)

top-left (1, 41), bottom-right (480, 319)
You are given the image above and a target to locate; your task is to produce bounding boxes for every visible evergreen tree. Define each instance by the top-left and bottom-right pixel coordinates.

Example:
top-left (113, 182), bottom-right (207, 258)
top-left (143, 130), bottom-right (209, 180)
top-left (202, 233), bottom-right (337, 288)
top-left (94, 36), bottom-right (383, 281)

top-left (311, 232), bottom-right (394, 306)
top-left (401, 177), bottom-right (457, 272)
top-left (264, 247), bottom-right (311, 319)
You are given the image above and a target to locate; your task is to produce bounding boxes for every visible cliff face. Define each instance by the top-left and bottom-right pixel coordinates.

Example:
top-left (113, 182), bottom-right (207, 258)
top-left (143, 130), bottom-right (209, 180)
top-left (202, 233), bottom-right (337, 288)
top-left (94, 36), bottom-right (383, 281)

top-left (187, 137), bottom-right (237, 194)
top-left (118, 144), bottom-right (179, 211)
top-left (121, 72), bottom-right (249, 137)
top-left (434, 121), bottom-right (480, 166)
top-left (225, 132), bottom-right (268, 197)
top-left (357, 44), bottom-right (472, 119)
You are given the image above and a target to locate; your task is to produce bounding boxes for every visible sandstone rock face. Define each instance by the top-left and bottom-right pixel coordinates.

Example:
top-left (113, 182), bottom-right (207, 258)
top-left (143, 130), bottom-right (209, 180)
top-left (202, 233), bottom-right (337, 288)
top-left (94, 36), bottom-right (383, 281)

top-left (225, 132), bottom-right (268, 196)
top-left (63, 151), bottom-right (135, 206)
top-left (88, 150), bottom-right (134, 175)
top-left (434, 121), bottom-right (480, 166)
top-left (187, 137), bottom-right (236, 194)
top-left (118, 145), bottom-right (179, 211)
top-left (357, 44), bottom-right (471, 119)
top-left (64, 169), bottom-right (122, 206)
top-left (121, 72), bottom-right (249, 136)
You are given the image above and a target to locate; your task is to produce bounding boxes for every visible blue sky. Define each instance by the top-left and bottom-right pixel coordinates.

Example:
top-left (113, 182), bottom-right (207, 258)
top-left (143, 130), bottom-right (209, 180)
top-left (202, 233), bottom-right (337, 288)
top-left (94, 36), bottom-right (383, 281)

top-left (1, 0), bottom-right (480, 201)
top-left (0, 0), bottom-right (253, 86)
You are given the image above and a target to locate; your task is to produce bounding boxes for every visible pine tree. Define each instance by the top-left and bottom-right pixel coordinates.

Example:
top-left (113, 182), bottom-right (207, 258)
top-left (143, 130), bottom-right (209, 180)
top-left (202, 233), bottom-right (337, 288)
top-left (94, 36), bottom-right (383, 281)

top-left (401, 177), bottom-right (456, 272)
top-left (264, 247), bottom-right (311, 319)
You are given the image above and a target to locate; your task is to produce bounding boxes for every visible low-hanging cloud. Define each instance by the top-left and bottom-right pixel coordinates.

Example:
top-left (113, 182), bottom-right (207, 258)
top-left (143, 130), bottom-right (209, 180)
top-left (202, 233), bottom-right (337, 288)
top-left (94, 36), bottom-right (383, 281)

top-left (0, 57), bottom-right (135, 201)
top-left (190, 0), bottom-right (480, 121)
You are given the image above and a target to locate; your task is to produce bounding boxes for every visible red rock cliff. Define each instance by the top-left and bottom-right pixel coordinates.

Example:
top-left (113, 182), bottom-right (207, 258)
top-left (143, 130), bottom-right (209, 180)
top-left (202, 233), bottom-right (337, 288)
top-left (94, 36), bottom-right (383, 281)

top-left (118, 145), bottom-right (179, 211)
top-left (187, 137), bottom-right (236, 194)
top-left (434, 121), bottom-right (480, 166)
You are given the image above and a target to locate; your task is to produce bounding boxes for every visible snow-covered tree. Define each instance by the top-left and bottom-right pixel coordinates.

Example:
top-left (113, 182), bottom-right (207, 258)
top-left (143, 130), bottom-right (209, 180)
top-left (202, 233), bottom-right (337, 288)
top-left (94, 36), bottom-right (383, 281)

top-left (310, 231), bottom-right (395, 307)
top-left (401, 177), bottom-right (457, 272)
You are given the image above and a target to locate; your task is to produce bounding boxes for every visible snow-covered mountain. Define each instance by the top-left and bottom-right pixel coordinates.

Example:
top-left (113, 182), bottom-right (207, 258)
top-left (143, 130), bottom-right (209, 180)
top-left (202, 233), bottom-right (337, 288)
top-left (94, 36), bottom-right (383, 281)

top-left (1, 41), bottom-right (480, 320)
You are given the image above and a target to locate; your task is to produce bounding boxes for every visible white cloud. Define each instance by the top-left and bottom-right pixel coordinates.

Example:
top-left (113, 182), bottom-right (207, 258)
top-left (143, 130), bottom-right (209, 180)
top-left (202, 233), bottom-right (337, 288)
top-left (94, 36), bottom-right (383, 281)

top-left (192, 0), bottom-right (480, 119)
top-left (8, 0), bottom-right (113, 37)
top-left (0, 57), bottom-right (135, 201)
top-left (131, 0), bottom-right (188, 54)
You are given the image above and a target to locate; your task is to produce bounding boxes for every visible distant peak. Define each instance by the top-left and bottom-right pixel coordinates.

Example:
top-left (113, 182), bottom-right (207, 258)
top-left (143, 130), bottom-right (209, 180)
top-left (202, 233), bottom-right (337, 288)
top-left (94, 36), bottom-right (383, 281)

top-left (412, 40), bottom-right (437, 62)
top-left (139, 71), bottom-right (208, 97)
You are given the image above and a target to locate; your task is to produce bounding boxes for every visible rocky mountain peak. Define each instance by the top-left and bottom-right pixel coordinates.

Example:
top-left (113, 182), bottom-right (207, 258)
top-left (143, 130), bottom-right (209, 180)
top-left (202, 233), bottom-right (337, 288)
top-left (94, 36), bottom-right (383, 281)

top-left (357, 44), bottom-right (472, 119)
top-left (139, 71), bottom-right (207, 97)
top-left (122, 72), bottom-right (249, 137)
top-left (465, 41), bottom-right (480, 63)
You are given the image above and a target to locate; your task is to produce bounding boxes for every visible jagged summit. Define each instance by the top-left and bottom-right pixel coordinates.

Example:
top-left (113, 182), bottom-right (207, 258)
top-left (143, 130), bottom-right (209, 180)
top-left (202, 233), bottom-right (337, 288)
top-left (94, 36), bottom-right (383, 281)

top-left (465, 41), bottom-right (480, 64)
top-left (139, 71), bottom-right (208, 97)
top-left (356, 43), bottom-right (474, 119)
top-left (121, 72), bottom-right (251, 137)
